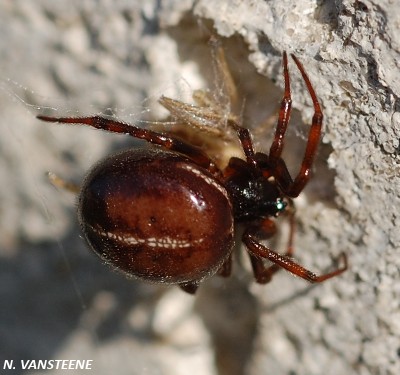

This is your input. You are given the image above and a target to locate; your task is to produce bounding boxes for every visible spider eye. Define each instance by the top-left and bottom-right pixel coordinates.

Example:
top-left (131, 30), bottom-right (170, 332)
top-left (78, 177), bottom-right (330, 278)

top-left (275, 198), bottom-right (286, 215)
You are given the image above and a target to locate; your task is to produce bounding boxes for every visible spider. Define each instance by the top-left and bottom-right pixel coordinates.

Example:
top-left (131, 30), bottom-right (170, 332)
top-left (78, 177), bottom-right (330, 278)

top-left (37, 43), bottom-right (347, 294)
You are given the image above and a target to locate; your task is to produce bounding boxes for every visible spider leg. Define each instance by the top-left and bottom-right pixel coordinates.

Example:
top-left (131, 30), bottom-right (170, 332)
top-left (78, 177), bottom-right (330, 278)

top-left (243, 218), bottom-right (347, 283)
top-left (245, 215), bottom-right (295, 283)
top-left (37, 115), bottom-right (221, 176)
top-left (217, 253), bottom-right (232, 278)
top-left (269, 52), bottom-right (292, 163)
top-left (227, 119), bottom-right (257, 167)
top-left (269, 53), bottom-right (323, 198)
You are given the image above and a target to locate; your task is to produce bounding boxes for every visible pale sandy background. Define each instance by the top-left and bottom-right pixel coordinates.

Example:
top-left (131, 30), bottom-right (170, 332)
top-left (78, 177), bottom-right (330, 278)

top-left (1, 1), bottom-right (400, 375)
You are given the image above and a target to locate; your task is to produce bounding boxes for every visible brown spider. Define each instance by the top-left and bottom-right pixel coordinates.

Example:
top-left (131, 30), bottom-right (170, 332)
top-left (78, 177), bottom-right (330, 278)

top-left (37, 43), bottom-right (347, 294)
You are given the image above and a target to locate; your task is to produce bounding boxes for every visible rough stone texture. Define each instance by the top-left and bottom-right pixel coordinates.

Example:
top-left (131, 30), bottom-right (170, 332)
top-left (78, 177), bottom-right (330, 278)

top-left (0, 1), bottom-right (399, 375)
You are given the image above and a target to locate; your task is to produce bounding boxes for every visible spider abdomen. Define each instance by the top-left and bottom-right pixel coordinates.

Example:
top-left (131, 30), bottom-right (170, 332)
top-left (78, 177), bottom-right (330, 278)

top-left (78, 148), bottom-right (234, 284)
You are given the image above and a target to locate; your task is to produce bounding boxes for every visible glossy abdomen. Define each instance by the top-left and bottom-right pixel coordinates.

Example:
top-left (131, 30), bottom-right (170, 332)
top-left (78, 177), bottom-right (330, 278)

top-left (78, 148), bottom-right (234, 284)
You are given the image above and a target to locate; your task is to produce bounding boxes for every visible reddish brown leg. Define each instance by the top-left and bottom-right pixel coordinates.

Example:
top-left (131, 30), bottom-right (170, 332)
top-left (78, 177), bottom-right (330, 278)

top-left (247, 216), bottom-right (295, 283)
top-left (268, 53), bottom-right (323, 198)
top-left (217, 253), bottom-right (232, 278)
top-left (243, 219), bottom-right (347, 283)
top-left (269, 52), bottom-right (292, 163)
top-left (227, 120), bottom-right (257, 167)
top-left (37, 115), bottom-right (221, 176)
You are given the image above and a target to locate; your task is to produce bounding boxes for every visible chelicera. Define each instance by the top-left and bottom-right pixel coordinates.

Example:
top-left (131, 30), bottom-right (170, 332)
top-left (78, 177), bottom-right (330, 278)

top-left (37, 43), bottom-right (347, 294)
